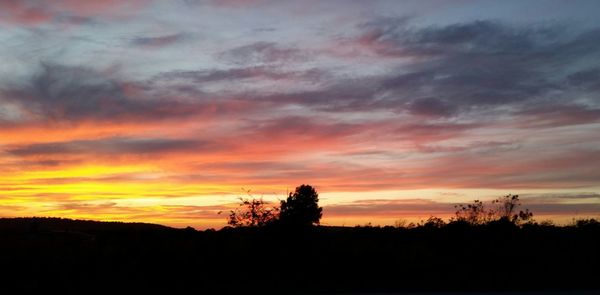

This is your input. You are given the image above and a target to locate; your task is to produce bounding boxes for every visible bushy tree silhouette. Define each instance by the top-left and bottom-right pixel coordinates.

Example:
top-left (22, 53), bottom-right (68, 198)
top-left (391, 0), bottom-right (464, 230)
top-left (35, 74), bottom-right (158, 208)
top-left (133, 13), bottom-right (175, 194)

top-left (422, 216), bottom-right (446, 228)
top-left (453, 199), bottom-right (490, 225)
top-left (574, 218), bottom-right (599, 228)
top-left (490, 194), bottom-right (533, 224)
top-left (279, 184), bottom-right (322, 227)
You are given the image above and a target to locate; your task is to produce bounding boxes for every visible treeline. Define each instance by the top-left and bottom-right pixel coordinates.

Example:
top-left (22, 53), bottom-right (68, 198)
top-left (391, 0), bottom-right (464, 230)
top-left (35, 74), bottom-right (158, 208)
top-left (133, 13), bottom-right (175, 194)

top-left (0, 186), bottom-right (598, 294)
top-left (224, 184), bottom-right (594, 229)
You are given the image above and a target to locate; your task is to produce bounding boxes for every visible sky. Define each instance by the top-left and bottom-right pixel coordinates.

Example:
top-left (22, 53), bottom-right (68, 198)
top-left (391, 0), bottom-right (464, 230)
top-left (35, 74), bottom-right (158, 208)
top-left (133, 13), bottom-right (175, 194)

top-left (1, 0), bottom-right (599, 228)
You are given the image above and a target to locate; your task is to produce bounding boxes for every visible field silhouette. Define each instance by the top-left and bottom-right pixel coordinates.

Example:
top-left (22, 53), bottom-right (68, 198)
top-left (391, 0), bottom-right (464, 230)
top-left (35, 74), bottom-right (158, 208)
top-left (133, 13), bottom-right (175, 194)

top-left (0, 215), bottom-right (598, 294)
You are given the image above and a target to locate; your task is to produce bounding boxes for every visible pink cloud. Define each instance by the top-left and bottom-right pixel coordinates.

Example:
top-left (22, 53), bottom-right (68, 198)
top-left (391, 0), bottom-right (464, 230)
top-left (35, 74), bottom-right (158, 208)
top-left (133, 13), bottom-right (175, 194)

top-left (209, 0), bottom-right (269, 8)
top-left (0, 1), bottom-right (52, 25)
top-left (0, 0), bottom-right (149, 26)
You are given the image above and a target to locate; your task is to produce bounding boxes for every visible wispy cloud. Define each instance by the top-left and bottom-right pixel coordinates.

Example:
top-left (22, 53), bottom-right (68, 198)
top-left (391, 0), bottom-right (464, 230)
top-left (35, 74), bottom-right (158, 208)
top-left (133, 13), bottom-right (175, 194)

top-left (131, 33), bottom-right (188, 48)
top-left (0, 0), bottom-right (148, 26)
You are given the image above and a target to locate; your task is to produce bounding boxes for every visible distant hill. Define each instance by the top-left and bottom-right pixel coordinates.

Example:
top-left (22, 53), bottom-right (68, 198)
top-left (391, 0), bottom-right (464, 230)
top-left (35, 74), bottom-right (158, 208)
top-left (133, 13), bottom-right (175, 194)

top-left (0, 217), bottom-right (174, 233)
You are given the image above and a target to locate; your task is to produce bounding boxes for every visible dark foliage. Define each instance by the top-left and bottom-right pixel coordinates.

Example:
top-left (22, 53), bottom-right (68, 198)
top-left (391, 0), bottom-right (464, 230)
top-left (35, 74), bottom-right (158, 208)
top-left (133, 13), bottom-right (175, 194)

top-left (279, 184), bottom-right (323, 227)
top-left (453, 194), bottom-right (533, 225)
top-left (421, 216), bottom-right (446, 228)
top-left (226, 197), bottom-right (279, 227)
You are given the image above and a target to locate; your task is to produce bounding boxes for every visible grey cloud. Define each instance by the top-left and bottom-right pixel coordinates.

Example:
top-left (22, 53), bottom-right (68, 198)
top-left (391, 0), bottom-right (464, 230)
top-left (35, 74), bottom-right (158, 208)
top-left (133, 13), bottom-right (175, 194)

top-left (259, 77), bottom-right (382, 112)
top-left (334, 19), bottom-right (600, 120)
top-left (406, 97), bottom-right (458, 117)
top-left (522, 193), bottom-right (600, 204)
top-left (253, 18), bottom-right (600, 121)
top-left (516, 104), bottom-right (600, 127)
top-left (6, 137), bottom-right (217, 157)
top-left (568, 68), bottom-right (600, 91)
top-left (0, 63), bottom-right (245, 124)
top-left (131, 33), bottom-right (188, 47)
top-left (325, 199), bottom-right (452, 216)
top-left (156, 66), bottom-right (327, 84)
top-left (219, 41), bottom-right (308, 65)
top-left (524, 203), bottom-right (600, 215)
top-left (325, 196), bottom-right (600, 217)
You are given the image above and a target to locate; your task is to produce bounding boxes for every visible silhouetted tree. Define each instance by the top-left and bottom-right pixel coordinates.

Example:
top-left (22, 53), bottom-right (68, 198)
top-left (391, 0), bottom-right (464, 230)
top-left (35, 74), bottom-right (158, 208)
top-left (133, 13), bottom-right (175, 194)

top-left (227, 198), bottom-right (279, 227)
top-left (422, 216), bottom-right (446, 228)
top-left (490, 194), bottom-right (533, 223)
top-left (574, 218), bottom-right (599, 228)
top-left (453, 199), bottom-right (490, 225)
top-left (279, 184), bottom-right (322, 227)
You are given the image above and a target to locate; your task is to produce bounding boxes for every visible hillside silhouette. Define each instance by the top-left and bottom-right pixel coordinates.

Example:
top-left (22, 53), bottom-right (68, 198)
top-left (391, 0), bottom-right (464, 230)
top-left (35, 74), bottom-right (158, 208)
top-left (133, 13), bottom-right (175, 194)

top-left (1, 215), bottom-right (598, 294)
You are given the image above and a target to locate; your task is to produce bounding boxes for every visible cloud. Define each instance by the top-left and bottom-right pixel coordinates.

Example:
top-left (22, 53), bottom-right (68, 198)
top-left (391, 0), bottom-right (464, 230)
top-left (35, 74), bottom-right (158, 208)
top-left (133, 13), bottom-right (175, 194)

top-left (131, 33), bottom-right (188, 48)
top-left (521, 193), bottom-right (600, 204)
top-left (0, 205), bottom-right (27, 212)
top-left (0, 1), bottom-right (52, 25)
top-left (0, 0), bottom-right (148, 26)
top-left (326, 19), bottom-right (600, 119)
top-left (406, 97), bottom-right (458, 117)
top-left (219, 41), bottom-right (308, 65)
top-left (568, 67), bottom-right (600, 91)
top-left (0, 63), bottom-right (253, 125)
top-left (6, 19), bottom-right (596, 137)
top-left (520, 193), bottom-right (600, 215)
top-left (258, 77), bottom-right (382, 112)
top-left (516, 104), bottom-right (600, 128)
top-left (5, 137), bottom-right (215, 157)
top-left (325, 196), bottom-right (600, 219)
top-left (325, 199), bottom-right (452, 217)
top-left (205, 0), bottom-right (270, 8)
top-left (156, 66), bottom-right (326, 84)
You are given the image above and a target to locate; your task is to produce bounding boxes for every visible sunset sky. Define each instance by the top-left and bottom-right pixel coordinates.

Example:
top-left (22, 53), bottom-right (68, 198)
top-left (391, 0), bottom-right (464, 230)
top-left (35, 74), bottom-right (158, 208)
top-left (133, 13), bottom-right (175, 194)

top-left (1, 0), bottom-right (599, 228)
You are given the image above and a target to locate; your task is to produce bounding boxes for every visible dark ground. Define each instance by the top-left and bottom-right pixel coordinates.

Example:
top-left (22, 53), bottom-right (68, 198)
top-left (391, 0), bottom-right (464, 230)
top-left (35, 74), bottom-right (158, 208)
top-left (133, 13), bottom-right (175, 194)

top-left (0, 217), bottom-right (598, 294)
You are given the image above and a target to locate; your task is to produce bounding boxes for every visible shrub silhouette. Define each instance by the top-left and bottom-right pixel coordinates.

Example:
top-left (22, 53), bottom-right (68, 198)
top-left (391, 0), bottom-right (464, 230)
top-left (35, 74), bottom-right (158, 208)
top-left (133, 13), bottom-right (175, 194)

top-left (279, 184), bottom-right (323, 227)
top-left (422, 216), bottom-right (446, 228)
top-left (227, 197), bottom-right (279, 227)
top-left (575, 218), bottom-right (600, 228)
top-left (453, 199), bottom-right (489, 224)
top-left (453, 194), bottom-right (533, 225)
top-left (490, 194), bottom-right (533, 224)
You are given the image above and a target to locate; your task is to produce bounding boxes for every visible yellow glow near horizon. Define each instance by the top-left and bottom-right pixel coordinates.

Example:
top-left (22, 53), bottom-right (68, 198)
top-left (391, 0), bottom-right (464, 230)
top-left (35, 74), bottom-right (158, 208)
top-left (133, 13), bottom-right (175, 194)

top-left (2, 164), bottom-right (156, 179)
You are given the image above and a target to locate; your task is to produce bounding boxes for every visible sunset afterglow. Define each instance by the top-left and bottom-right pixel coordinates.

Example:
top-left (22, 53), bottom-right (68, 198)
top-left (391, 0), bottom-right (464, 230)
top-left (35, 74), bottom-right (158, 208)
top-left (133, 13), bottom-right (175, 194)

top-left (1, 0), bottom-right (599, 228)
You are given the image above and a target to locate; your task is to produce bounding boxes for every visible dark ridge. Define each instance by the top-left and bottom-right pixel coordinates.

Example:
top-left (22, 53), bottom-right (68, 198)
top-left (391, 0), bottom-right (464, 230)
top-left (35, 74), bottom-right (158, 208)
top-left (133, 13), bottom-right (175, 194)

top-left (0, 217), bottom-right (174, 232)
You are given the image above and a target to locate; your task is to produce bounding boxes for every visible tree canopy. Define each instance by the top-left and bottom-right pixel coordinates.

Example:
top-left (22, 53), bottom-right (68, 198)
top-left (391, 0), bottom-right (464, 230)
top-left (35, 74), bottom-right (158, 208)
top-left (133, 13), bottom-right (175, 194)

top-left (225, 184), bottom-right (322, 228)
top-left (279, 184), bottom-right (323, 227)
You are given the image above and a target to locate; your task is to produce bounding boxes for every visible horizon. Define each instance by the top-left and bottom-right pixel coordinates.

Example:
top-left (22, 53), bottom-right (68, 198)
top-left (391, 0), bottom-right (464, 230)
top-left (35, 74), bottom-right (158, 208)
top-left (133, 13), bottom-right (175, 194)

top-left (1, 0), bottom-right (600, 229)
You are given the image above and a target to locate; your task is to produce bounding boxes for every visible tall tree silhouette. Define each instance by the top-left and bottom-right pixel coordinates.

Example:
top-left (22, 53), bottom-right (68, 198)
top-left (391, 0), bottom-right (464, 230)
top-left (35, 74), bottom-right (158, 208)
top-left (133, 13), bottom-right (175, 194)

top-left (279, 184), bottom-right (322, 227)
